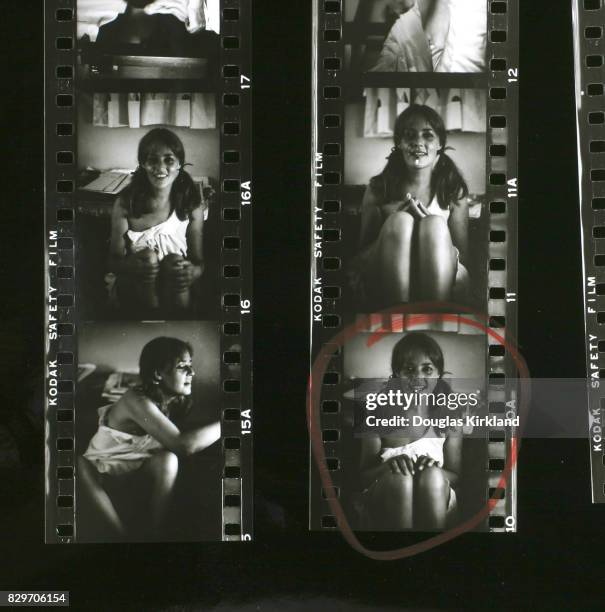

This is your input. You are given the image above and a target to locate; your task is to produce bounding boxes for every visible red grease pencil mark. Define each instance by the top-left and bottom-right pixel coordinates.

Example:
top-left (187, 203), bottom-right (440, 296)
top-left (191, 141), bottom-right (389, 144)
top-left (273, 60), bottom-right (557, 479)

top-left (307, 303), bottom-right (530, 560)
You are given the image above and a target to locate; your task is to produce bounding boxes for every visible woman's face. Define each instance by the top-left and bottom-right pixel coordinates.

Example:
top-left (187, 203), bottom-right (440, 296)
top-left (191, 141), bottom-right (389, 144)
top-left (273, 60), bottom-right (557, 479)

top-left (397, 116), bottom-right (440, 171)
top-left (393, 350), bottom-right (440, 394)
top-left (142, 144), bottom-right (181, 192)
top-left (159, 352), bottom-right (194, 396)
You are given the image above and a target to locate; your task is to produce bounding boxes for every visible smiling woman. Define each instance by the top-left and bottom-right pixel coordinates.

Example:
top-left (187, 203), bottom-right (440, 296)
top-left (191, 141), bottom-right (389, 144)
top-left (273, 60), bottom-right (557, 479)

top-left (356, 332), bottom-right (462, 530)
top-left (104, 127), bottom-right (208, 315)
top-left (348, 104), bottom-right (471, 309)
top-left (78, 332), bottom-right (222, 541)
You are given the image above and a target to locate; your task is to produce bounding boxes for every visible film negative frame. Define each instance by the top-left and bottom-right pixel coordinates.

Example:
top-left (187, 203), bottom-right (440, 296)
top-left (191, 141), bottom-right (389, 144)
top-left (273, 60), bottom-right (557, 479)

top-left (310, 0), bottom-right (519, 533)
top-left (44, 0), bottom-right (252, 542)
top-left (573, 0), bottom-right (605, 504)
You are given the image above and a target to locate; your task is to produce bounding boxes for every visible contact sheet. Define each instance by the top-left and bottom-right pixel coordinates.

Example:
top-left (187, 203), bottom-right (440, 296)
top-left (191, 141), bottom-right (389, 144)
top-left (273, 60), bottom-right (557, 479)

top-left (45, 0), bottom-right (252, 542)
top-left (310, 0), bottom-right (519, 536)
top-left (573, 0), bottom-right (605, 504)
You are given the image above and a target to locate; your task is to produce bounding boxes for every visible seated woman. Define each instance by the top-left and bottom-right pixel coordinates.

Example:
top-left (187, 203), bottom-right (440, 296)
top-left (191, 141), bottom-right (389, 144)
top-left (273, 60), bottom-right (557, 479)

top-left (107, 127), bottom-right (208, 315)
top-left (78, 336), bottom-right (221, 541)
top-left (358, 332), bottom-right (462, 530)
top-left (370, 0), bottom-right (486, 73)
top-left (349, 104), bottom-right (470, 310)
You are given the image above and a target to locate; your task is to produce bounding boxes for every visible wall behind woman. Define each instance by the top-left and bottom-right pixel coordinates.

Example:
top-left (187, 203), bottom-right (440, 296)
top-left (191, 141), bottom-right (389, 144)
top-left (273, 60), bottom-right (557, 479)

top-left (77, 93), bottom-right (220, 180)
top-left (78, 321), bottom-right (220, 400)
top-left (344, 102), bottom-right (486, 194)
top-left (344, 331), bottom-right (485, 383)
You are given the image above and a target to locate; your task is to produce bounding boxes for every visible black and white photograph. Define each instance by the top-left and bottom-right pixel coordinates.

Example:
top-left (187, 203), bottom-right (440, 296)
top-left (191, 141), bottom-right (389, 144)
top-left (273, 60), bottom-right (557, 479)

top-left (335, 318), bottom-right (489, 531)
top-left (344, 0), bottom-right (487, 74)
top-left (45, 0), bottom-right (251, 547)
top-left (77, 0), bottom-right (220, 79)
top-left (75, 91), bottom-right (220, 320)
top-left (7, 0), bottom-right (605, 608)
top-left (73, 320), bottom-right (223, 542)
top-left (342, 88), bottom-right (488, 311)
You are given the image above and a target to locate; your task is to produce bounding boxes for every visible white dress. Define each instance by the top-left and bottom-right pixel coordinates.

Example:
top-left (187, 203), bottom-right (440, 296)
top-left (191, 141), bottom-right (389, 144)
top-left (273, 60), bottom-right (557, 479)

top-left (362, 429), bottom-right (458, 516)
top-left (126, 210), bottom-right (189, 261)
top-left (372, 0), bottom-right (486, 73)
top-left (83, 405), bottom-right (163, 476)
top-left (436, 0), bottom-right (487, 73)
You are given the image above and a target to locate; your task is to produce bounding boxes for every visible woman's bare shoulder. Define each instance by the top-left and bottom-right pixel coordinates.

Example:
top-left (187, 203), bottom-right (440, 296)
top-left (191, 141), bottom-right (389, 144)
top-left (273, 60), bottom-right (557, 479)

top-left (111, 193), bottom-right (131, 220)
top-left (120, 388), bottom-right (156, 415)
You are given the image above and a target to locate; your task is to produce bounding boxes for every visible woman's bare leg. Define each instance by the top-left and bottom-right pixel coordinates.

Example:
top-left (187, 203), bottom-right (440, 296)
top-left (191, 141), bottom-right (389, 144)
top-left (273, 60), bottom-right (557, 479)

top-left (160, 253), bottom-right (192, 311)
top-left (135, 248), bottom-right (160, 309)
top-left (140, 451), bottom-right (179, 534)
top-left (77, 456), bottom-right (125, 537)
top-left (368, 211), bottom-right (415, 305)
top-left (369, 472), bottom-right (414, 529)
top-left (416, 215), bottom-right (457, 300)
top-left (414, 466), bottom-right (450, 529)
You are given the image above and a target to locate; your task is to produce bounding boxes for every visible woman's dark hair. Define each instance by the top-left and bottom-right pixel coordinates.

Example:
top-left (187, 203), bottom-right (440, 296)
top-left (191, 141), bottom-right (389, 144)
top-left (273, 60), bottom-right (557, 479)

top-left (391, 331), bottom-right (445, 377)
top-left (389, 331), bottom-right (453, 397)
top-left (139, 336), bottom-right (194, 417)
top-left (122, 128), bottom-right (201, 220)
top-left (383, 332), bottom-right (463, 432)
top-left (369, 104), bottom-right (469, 210)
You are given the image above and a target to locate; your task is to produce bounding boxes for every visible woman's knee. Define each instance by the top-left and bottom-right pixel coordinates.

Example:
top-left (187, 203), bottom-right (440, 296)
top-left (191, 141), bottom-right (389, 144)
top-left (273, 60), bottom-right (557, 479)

top-left (77, 456), bottom-right (99, 487)
top-left (379, 472), bottom-right (414, 502)
top-left (381, 211), bottom-right (415, 244)
top-left (415, 466), bottom-right (449, 496)
top-left (149, 451), bottom-right (179, 481)
top-left (418, 215), bottom-right (449, 242)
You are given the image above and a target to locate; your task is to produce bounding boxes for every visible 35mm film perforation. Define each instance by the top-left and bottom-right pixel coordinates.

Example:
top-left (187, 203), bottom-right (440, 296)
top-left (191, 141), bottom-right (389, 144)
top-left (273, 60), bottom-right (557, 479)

top-left (573, 0), bottom-right (605, 504)
top-left (45, 0), bottom-right (252, 543)
top-left (310, 0), bottom-right (519, 535)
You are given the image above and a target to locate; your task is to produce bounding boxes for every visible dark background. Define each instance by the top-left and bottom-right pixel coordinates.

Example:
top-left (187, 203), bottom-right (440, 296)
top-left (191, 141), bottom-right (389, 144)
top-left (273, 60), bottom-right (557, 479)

top-left (0, 1), bottom-right (598, 609)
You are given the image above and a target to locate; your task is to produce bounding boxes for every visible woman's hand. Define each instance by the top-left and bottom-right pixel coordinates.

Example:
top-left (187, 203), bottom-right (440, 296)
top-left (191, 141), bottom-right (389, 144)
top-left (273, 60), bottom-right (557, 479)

top-left (127, 249), bottom-right (160, 281)
top-left (165, 258), bottom-right (195, 291)
top-left (414, 455), bottom-right (437, 471)
top-left (390, 453), bottom-right (416, 476)
top-left (162, 257), bottom-right (203, 291)
top-left (397, 193), bottom-right (430, 220)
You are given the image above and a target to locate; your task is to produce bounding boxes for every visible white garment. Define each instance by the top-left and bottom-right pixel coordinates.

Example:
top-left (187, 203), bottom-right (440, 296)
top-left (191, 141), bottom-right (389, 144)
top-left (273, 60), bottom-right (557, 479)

top-left (77, 0), bottom-right (126, 41)
top-left (77, 0), bottom-right (220, 41)
top-left (372, 0), bottom-right (486, 73)
top-left (371, 4), bottom-right (433, 73)
top-left (83, 405), bottom-right (163, 475)
top-left (436, 0), bottom-right (487, 73)
top-left (126, 210), bottom-right (189, 260)
top-left (424, 196), bottom-right (451, 221)
top-left (380, 434), bottom-right (446, 467)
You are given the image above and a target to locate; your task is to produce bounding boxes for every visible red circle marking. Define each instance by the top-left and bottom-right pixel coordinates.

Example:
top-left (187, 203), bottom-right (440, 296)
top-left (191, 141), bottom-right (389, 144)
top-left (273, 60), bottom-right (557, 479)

top-left (307, 302), bottom-right (530, 560)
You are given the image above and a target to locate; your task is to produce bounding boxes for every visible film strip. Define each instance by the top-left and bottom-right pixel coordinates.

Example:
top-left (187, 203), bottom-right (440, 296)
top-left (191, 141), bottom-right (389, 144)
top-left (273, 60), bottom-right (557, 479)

top-left (45, 0), bottom-right (252, 542)
top-left (573, 0), bottom-right (605, 504)
top-left (310, 0), bottom-right (518, 535)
